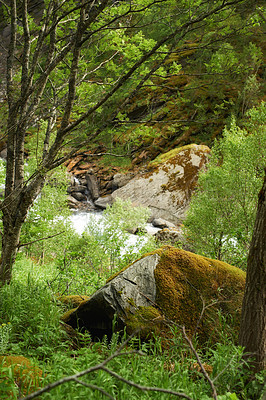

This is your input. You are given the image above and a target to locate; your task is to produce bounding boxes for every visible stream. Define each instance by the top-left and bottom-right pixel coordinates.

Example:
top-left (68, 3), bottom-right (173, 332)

top-left (69, 210), bottom-right (160, 254)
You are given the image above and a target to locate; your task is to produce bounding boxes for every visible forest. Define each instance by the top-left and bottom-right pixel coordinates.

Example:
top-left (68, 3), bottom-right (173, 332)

top-left (0, 0), bottom-right (265, 399)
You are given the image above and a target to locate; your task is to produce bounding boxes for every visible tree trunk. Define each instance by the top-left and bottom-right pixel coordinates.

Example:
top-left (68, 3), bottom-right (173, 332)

top-left (0, 176), bottom-right (45, 285)
top-left (0, 223), bottom-right (22, 284)
top-left (239, 170), bottom-right (266, 373)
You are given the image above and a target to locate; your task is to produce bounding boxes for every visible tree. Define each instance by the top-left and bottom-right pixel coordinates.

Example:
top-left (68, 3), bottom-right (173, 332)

top-left (239, 169), bottom-right (266, 373)
top-left (0, 0), bottom-right (259, 285)
top-left (183, 103), bottom-right (266, 267)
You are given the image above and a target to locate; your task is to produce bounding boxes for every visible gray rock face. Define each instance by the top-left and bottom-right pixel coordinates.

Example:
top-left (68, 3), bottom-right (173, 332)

top-left (152, 218), bottom-right (176, 229)
top-left (66, 254), bottom-right (160, 339)
top-left (111, 144), bottom-right (210, 224)
top-left (112, 172), bottom-right (135, 190)
top-left (94, 195), bottom-right (113, 209)
top-left (86, 174), bottom-right (99, 200)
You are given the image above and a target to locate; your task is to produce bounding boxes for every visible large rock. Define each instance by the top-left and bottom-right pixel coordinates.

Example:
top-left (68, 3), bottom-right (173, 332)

top-left (152, 218), bottom-right (176, 229)
top-left (154, 227), bottom-right (191, 250)
top-left (86, 174), bottom-right (99, 200)
top-left (64, 247), bottom-right (245, 344)
top-left (111, 144), bottom-right (210, 224)
top-left (94, 195), bottom-right (113, 209)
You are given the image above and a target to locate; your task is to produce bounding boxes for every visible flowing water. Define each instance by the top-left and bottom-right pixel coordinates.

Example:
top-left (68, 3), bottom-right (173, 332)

top-left (69, 210), bottom-right (160, 254)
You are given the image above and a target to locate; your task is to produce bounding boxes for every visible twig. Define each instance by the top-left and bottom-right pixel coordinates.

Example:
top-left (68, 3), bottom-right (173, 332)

top-left (101, 366), bottom-right (193, 399)
top-left (18, 231), bottom-right (65, 249)
top-left (181, 325), bottom-right (218, 400)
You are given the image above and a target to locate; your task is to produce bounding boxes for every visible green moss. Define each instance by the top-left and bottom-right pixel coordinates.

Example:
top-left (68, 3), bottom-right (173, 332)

top-left (149, 144), bottom-right (194, 166)
top-left (58, 295), bottom-right (90, 308)
top-left (60, 308), bottom-right (78, 323)
top-left (153, 246), bottom-right (245, 344)
top-left (106, 246), bottom-right (245, 345)
top-left (125, 306), bottom-right (164, 339)
top-left (149, 144), bottom-right (209, 167)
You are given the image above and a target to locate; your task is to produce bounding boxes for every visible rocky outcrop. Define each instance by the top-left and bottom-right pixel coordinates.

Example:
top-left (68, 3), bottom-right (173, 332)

top-left (64, 144), bottom-right (210, 217)
top-left (154, 226), bottom-right (192, 250)
top-left (63, 246), bottom-right (246, 344)
top-left (111, 144), bottom-right (210, 224)
top-left (67, 173), bottom-right (99, 210)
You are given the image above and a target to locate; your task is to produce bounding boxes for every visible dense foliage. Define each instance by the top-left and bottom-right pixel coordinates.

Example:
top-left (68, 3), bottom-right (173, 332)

top-left (184, 103), bottom-right (266, 268)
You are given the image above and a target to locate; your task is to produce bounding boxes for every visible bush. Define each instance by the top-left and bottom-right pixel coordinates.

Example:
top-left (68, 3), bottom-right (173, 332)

top-left (184, 103), bottom-right (266, 268)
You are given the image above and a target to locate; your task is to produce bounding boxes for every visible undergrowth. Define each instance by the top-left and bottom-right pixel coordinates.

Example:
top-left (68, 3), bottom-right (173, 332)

top-left (0, 256), bottom-right (265, 400)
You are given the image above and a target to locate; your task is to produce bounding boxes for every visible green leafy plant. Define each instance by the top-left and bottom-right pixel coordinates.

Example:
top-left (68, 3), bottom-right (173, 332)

top-left (184, 103), bottom-right (266, 267)
top-left (51, 198), bottom-right (156, 295)
top-left (0, 322), bottom-right (12, 354)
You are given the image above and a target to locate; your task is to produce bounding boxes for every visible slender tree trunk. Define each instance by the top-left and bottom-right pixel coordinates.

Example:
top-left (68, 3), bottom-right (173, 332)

top-left (0, 221), bottom-right (22, 284)
top-left (0, 176), bottom-right (46, 285)
top-left (239, 170), bottom-right (266, 373)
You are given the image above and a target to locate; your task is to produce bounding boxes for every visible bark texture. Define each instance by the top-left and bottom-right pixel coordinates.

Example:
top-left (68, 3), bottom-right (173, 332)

top-left (239, 170), bottom-right (266, 373)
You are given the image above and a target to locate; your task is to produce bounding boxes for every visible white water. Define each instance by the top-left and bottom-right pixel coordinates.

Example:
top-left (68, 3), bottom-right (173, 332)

top-left (69, 210), bottom-right (160, 255)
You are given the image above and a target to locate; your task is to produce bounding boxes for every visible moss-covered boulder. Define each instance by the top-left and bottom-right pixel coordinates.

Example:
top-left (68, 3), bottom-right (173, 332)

top-left (58, 294), bottom-right (90, 308)
top-left (0, 355), bottom-right (43, 399)
top-left (65, 247), bottom-right (245, 344)
top-left (111, 144), bottom-right (210, 224)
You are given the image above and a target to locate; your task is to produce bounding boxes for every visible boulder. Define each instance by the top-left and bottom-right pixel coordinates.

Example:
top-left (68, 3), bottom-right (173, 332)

top-left (94, 195), bottom-right (113, 209)
top-left (86, 174), bottom-right (99, 200)
top-left (154, 227), bottom-right (191, 250)
top-left (152, 218), bottom-right (176, 229)
top-left (111, 144), bottom-right (210, 224)
top-left (67, 194), bottom-right (80, 208)
top-left (112, 172), bottom-right (135, 190)
top-left (64, 246), bottom-right (245, 344)
top-left (69, 184), bottom-right (87, 193)
top-left (0, 147), bottom-right (7, 159)
top-left (70, 191), bottom-right (87, 202)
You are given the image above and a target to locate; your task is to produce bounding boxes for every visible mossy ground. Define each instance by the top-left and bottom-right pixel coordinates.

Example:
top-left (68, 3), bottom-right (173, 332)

top-left (58, 295), bottom-right (90, 308)
top-left (0, 355), bottom-right (43, 399)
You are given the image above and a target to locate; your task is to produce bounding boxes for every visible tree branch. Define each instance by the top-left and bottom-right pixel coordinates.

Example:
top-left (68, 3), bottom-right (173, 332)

top-left (17, 231), bottom-right (65, 249)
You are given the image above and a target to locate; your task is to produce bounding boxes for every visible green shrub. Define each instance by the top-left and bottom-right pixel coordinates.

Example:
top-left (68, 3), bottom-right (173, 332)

top-left (184, 103), bottom-right (266, 268)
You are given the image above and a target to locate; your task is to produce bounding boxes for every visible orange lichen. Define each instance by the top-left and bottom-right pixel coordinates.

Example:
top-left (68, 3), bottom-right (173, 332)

top-left (0, 355), bottom-right (43, 399)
